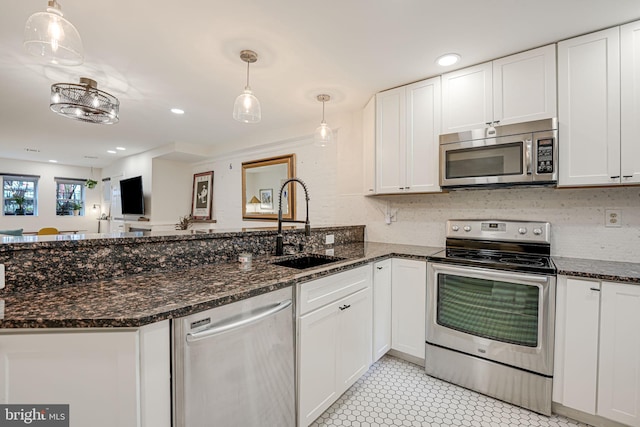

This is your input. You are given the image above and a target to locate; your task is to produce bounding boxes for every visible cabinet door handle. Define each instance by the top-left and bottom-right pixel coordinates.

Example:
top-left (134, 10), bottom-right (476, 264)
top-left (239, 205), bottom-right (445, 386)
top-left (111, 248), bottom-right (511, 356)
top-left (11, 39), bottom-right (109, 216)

top-left (376, 266), bottom-right (384, 270)
top-left (398, 187), bottom-right (404, 190)
top-left (590, 288), bottom-right (601, 292)
top-left (611, 176), bottom-right (620, 179)
top-left (623, 175), bottom-right (633, 178)
top-left (339, 304), bottom-right (351, 311)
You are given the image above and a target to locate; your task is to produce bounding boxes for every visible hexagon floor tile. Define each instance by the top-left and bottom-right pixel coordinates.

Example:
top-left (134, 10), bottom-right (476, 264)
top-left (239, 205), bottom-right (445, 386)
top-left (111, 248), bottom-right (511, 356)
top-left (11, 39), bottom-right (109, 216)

top-left (310, 355), bottom-right (591, 427)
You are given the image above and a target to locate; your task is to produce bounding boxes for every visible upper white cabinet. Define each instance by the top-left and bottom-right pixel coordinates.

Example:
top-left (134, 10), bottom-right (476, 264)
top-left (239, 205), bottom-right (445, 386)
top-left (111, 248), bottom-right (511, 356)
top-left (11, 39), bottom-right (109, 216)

top-left (442, 62), bottom-right (493, 133)
top-left (620, 20), bottom-right (640, 184)
top-left (442, 44), bottom-right (557, 134)
top-left (558, 27), bottom-right (621, 186)
top-left (554, 276), bottom-right (640, 427)
top-left (391, 258), bottom-right (427, 361)
top-left (375, 76), bottom-right (442, 194)
top-left (558, 21), bottom-right (640, 186)
top-left (363, 96), bottom-right (376, 195)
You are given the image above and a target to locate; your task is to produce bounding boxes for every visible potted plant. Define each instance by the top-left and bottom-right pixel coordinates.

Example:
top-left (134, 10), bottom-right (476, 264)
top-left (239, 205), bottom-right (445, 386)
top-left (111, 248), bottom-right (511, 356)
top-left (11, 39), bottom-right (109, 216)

top-left (72, 202), bottom-right (83, 216)
top-left (12, 190), bottom-right (26, 215)
top-left (85, 179), bottom-right (98, 189)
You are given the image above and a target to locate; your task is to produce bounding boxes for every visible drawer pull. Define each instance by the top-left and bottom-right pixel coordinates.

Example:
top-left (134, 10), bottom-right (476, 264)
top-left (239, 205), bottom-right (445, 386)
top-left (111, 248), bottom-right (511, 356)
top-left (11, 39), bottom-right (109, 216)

top-left (376, 266), bottom-right (384, 270)
top-left (623, 175), bottom-right (633, 178)
top-left (590, 287), bottom-right (601, 292)
top-left (610, 176), bottom-right (620, 179)
top-left (338, 304), bottom-right (351, 311)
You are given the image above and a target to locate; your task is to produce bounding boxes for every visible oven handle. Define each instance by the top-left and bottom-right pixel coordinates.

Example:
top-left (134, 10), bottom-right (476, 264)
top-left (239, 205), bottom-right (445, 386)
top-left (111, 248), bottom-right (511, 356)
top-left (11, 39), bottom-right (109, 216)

top-left (429, 262), bottom-right (552, 286)
top-left (525, 139), bottom-right (533, 175)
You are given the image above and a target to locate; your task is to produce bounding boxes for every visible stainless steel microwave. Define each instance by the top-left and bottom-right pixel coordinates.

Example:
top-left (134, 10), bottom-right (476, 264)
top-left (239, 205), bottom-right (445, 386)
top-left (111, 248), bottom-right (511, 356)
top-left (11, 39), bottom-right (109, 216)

top-left (439, 118), bottom-right (558, 189)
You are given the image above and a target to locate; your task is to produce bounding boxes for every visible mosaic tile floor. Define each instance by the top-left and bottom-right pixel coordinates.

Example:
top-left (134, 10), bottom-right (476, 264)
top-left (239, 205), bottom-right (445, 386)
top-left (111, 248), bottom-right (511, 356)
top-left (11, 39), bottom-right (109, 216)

top-left (311, 355), bottom-right (591, 427)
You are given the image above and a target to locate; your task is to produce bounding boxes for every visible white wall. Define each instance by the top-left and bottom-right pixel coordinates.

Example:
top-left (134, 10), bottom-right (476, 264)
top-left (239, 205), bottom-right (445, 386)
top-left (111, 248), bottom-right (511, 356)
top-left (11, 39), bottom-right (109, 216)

top-left (151, 158), bottom-right (192, 222)
top-left (102, 150), bottom-right (153, 219)
top-left (193, 112), bottom-right (359, 229)
top-left (0, 158), bottom-right (103, 233)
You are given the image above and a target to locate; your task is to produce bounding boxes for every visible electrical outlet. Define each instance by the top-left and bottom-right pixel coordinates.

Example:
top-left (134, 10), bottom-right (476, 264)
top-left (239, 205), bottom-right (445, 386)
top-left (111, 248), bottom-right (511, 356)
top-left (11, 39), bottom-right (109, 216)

top-left (0, 300), bottom-right (4, 319)
top-left (325, 234), bottom-right (334, 245)
top-left (0, 264), bottom-right (4, 290)
top-left (605, 209), bottom-right (622, 228)
top-left (325, 248), bottom-right (335, 256)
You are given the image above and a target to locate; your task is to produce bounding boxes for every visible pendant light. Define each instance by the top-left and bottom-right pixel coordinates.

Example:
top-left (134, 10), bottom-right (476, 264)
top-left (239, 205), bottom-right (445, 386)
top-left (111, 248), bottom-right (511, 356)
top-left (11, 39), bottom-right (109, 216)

top-left (233, 50), bottom-right (261, 123)
top-left (50, 77), bottom-right (120, 124)
top-left (314, 94), bottom-right (334, 147)
top-left (24, 0), bottom-right (84, 66)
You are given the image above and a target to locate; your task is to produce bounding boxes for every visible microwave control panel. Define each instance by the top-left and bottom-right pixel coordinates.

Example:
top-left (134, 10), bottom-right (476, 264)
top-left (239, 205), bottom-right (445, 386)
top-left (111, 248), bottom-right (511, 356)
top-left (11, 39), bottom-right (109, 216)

top-left (536, 138), bottom-right (554, 173)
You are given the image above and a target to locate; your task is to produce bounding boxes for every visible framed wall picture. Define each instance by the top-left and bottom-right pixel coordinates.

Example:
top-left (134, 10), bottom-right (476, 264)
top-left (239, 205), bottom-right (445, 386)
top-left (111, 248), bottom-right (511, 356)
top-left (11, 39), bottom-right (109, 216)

top-left (191, 171), bottom-right (214, 220)
top-left (259, 188), bottom-right (273, 210)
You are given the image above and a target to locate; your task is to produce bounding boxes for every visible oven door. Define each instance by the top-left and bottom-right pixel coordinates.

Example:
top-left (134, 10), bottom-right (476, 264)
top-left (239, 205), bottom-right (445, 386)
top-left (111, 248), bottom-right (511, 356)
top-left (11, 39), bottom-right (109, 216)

top-left (426, 262), bottom-right (555, 376)
top-left (439, 134), bottom-right (532, 187)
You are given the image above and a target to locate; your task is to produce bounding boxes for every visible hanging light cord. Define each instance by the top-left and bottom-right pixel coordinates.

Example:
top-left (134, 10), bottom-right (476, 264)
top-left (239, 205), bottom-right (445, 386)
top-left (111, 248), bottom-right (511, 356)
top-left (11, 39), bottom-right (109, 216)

top-left (245, 61), bottom-right (251, 90)
top-left (321, 99), bottom-right (326, 123)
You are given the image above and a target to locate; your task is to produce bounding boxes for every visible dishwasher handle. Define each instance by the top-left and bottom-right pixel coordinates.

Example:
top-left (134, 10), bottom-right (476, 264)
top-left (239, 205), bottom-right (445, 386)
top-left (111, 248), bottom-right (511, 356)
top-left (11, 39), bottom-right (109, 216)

top-left (186, 299), bottom-right (292, 343)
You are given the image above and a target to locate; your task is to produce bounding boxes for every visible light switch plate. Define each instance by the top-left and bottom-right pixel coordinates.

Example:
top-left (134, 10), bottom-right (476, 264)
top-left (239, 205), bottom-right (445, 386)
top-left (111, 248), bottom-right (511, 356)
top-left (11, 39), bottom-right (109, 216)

top-left (0, 264), bottom-right (4, 290)
top-left (605, 209), bottom-right (621, 228)
top-left (325, 234), bottom-right (335, 245)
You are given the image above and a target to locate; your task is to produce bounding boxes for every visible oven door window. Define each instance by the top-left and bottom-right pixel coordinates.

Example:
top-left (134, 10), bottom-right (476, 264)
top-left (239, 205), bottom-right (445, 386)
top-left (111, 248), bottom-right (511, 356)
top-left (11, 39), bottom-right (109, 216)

top-left (436, 273), bottom-right (539, 347)
top-left (445, 142), bottom-right (523, 179)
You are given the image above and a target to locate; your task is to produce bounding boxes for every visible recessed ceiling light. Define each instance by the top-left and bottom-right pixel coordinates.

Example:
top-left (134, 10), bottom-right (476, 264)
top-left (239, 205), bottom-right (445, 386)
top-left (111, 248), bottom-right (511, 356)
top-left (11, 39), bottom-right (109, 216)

top-left (116, 146), bottom-right (126, 151)
top-left (48, 159), bottom-right (58, 163)
top-left (436, 53), bottom-right (461, 67)
top-left (107, 150), bottom-right (117, 154)
top-left (171, 108), bottom-right (185, 115)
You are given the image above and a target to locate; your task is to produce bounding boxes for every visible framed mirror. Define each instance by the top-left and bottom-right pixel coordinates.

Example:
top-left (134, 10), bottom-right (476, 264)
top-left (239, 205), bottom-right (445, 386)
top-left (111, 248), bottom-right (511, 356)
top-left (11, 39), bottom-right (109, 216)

top-left (242, 154), bottom-right (296, 221)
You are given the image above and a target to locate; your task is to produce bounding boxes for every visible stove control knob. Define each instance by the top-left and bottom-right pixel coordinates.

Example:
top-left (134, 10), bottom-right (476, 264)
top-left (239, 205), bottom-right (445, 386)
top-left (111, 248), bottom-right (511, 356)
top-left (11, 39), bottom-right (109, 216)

top-left (518, 227), bottom-right (527, 235)
top-left (533, 228), bottom-right (543, 235)
top-left (463, 226), bottom-right (471, 232)
top-left (451, 225), bottom-right (460, 232)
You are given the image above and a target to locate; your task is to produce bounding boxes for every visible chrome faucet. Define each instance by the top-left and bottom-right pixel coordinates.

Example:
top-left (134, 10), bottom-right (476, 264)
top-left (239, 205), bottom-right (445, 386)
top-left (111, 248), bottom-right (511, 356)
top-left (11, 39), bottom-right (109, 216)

top-left (276, 178), bottom-right (310, 256)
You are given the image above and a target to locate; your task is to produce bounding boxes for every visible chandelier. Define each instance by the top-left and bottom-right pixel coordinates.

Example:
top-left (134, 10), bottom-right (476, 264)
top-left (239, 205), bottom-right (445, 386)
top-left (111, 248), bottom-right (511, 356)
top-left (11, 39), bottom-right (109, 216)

top-left (50, 77), bottom-right (119, 124)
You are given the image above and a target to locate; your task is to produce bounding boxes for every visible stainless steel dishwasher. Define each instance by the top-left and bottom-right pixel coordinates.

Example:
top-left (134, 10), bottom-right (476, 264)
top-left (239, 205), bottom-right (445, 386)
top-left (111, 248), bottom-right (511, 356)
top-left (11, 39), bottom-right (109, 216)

top-left (172, 287), bottom-right (295, 427)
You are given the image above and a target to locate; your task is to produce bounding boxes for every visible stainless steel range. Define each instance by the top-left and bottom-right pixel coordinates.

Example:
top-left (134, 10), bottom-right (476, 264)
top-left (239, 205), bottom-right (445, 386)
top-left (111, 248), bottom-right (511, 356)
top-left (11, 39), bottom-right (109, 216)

top-left (426, 219), bottom-right (556, 415)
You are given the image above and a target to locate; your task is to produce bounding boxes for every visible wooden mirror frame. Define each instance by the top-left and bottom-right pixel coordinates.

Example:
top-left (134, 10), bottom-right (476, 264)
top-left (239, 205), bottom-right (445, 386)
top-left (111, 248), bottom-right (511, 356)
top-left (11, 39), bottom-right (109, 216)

top-left (242, 154), bottom-right (296, 221)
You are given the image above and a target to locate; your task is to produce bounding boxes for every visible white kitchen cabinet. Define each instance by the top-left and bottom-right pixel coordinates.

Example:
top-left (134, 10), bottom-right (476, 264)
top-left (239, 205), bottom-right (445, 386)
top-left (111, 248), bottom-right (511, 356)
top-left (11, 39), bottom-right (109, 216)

top-left (554, 276), bottom-right (640, 427)
top-left (558, 21), bottom-right (640, 187)
top-left (0, 321), bottom-right (171, 427)
top-left (442, 62), bottom-right (493, 133)
top-left (363, 95), bottom-right (376, 195)
top-left (372, 259), bottom-right (392, 362)
top-left (558, 27), bottom-right (621, 186)
top-left (375, 76), bottom-right (441, 194)
top-left (391, 258), bottom-right (426, 361)
top-left (552, 277), bottom-right (600, 414)
top-left (598, 281), bottom-right (640, 426)
top-left (297, 265), bottom-right (372, 427)
top-left (442, 45), bottom-right (556, 134)
top-left (620, 20), bottom-right (640, 184)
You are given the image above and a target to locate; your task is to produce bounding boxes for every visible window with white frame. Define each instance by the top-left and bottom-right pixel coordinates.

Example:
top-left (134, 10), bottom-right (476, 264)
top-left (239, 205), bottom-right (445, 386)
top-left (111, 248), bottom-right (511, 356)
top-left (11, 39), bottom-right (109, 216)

top-left (2, 175), bottom-right (38, 216)
top-left (55, 178), bottom-right (85, 216)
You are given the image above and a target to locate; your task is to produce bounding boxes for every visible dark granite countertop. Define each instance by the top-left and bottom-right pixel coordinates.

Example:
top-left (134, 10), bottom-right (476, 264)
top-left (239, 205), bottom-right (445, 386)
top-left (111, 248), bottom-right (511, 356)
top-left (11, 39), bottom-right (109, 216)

top-left (0, 242), bottom-right (441, 329)
top-left (553, 256), bottom-right (640, 284)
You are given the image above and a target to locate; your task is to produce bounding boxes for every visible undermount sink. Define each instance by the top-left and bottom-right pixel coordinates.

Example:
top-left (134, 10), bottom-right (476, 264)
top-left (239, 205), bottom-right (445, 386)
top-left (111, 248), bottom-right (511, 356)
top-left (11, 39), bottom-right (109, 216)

top-left (272, 254), bottom-right (345, 270)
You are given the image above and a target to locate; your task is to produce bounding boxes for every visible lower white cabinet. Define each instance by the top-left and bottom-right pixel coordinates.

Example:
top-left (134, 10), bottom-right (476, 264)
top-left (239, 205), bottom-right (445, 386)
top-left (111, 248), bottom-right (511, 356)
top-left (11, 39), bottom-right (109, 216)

top-left (554, 276), bottom-right (640, 426)
top-left (391, 258), bottom-right (427, 360)
top-left (297, 265), bottom-right (373, 427)
top-left (372, 259), bottom-right (392, 362)
top-left (0, 321), bottom-right (170, 427)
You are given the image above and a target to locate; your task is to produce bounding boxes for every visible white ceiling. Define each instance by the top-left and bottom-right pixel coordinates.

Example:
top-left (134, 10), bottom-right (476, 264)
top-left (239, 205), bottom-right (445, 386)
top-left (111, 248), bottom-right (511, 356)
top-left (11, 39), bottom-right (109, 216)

top-left (1, 0), bottom-right (639, 168)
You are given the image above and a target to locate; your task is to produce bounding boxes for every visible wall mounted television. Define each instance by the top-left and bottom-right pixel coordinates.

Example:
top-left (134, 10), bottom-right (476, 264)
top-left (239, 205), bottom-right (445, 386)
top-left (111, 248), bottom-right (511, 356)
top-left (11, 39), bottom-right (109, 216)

top-left (119, 176), bottom-right (145, 215)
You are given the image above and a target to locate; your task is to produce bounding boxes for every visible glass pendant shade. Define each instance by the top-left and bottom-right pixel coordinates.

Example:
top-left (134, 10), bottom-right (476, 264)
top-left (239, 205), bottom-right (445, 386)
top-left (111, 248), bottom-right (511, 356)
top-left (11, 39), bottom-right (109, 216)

top-left (313, 94), bottom-right (334, 147)
top-left (50, 77), bottom-right (119, 124)
top-left (233, 87), bottom-right (261, 123)
top-left (314, 121), bottom-right (334, 147)
top-left (24, 0), bottom-right (84, 66)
